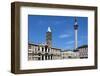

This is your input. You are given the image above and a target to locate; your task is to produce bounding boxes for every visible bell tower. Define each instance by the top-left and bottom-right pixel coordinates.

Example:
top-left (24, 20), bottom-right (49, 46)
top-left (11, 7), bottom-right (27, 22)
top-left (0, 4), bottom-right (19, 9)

top-left (46, 27), bottom-right (52, 47)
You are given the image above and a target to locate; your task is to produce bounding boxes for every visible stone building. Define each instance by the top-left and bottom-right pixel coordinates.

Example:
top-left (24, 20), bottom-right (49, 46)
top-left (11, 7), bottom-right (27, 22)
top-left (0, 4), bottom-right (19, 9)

top-left (61, 50), bottom-right (73, 59)
top-left (28, 43), bottom-right (61, 60)
top-left (78, 45), bottom-right (88, 58)
top-left (28, 44), bottom-right (88, 60)
top-left (61, 50), bottom-right (80, 59)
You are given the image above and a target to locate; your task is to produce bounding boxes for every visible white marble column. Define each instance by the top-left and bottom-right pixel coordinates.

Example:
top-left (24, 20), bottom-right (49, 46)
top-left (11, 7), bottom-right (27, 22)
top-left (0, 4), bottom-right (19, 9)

top-left (43, 47), bottom-right (45, 53)
top-left (47, 48), bottom-right (48, 53)
top-left (47, 55), bottom-right (48, 60)
top-left (43, 55), bottom-right (45, 60)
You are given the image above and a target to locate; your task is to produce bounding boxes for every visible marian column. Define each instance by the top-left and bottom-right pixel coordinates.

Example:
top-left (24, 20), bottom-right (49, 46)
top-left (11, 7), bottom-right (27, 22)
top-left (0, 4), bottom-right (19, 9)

top-left (74, 17), bottom-right (78, 50)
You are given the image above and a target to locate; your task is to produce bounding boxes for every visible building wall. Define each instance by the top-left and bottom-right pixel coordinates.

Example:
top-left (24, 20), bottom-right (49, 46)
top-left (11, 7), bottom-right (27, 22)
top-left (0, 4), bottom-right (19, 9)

top-left (28, 44), bottom-right (88, 60)
top-left (78, 47), bottom-right (88, 58)
top-left (61, 51), bottom-right (73, 59)
top-left (28, 44), bottom-right (61, 60)
top-left (61, 51), bottom-right (80, 59)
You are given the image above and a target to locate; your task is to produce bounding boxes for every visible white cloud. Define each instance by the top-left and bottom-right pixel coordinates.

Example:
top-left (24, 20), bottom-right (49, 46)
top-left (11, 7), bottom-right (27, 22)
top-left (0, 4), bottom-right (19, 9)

top-left (66, 40), bottom-right (74, 44)
top-left (59, 34), bottom-right (70, 38)
top-left (66, 40), bottom-right (81, 45)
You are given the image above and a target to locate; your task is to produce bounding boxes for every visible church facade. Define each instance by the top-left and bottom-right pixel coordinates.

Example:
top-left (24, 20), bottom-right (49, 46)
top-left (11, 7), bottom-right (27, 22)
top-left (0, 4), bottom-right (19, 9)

top-left (28, 43), bottom-right (61, 60)
top-left (28, 27), bottom-right (62, 60)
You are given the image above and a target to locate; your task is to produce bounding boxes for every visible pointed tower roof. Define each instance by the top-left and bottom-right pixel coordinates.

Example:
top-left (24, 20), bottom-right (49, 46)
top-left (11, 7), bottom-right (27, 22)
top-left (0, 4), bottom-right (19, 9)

top-left (47, 27), bottom-right (51, 32)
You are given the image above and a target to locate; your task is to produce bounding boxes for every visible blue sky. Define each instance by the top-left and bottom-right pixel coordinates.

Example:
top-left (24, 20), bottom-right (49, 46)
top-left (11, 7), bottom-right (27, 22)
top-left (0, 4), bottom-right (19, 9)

top-left (28, 15), bottom-right (88, 50)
